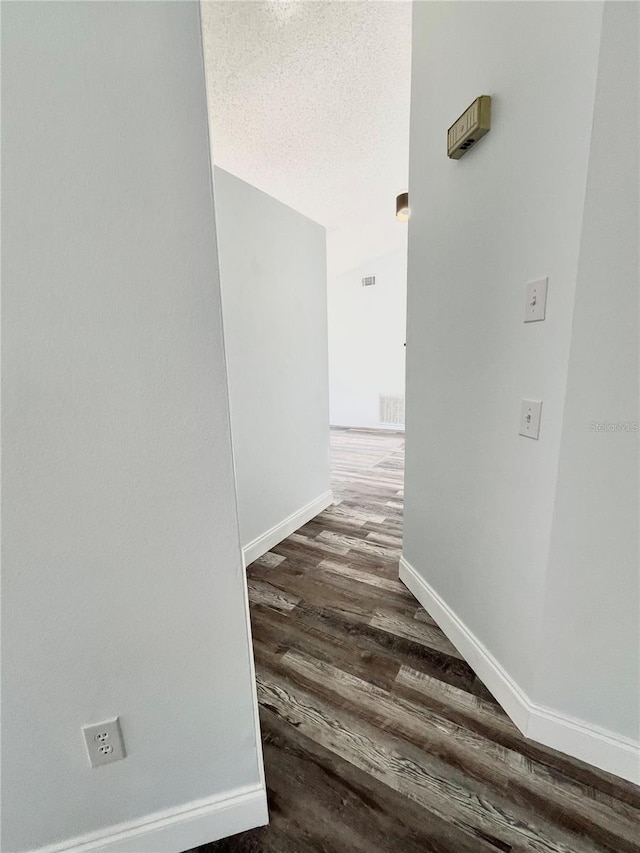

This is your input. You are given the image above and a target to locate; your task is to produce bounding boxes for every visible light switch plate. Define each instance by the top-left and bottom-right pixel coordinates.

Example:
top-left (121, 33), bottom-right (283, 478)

top-left (82, 717), bottom-right (126, 768)
top-left (524, 277), bottom-right (548, 322)
top-left (519, 400), bottom-right (542, 439)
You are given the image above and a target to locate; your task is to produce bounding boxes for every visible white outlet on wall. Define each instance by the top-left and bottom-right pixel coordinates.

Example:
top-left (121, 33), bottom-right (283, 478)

top-left (519, 400), bottom-right (542, 440)
top-left (82, 717), bottom-right (126, 768)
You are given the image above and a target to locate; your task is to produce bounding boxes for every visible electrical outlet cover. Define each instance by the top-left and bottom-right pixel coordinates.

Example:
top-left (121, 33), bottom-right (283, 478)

top-left (82, 717), bottom-right (126, 767)
top-left (519, 400), bottom-right (542, 440)
top-left (524, 277), bottom-right (548, 322)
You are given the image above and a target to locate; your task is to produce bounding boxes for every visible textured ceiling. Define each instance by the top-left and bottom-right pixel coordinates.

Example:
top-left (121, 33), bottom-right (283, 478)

top-left (201, 0), bottom-right (412, 275)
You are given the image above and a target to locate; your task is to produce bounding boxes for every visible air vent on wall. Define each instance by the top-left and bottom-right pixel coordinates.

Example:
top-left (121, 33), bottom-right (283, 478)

top-left (361, 275), bottom-right (376, 287)
top-left (378, 394), bottom-right (405, 426)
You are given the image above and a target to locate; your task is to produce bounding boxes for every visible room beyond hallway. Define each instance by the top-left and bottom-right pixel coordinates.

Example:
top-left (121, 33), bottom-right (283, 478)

top-left (191, 428), bottom-right (640, 853)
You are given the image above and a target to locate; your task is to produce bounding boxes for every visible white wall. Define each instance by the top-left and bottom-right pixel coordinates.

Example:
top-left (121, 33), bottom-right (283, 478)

top-left (1, 4), bottom-right (265, 851)
top-left (404, 0), bottom-right (602, 693)
top-left (535, 1), bottom-right (639, 740)
top-left (213, 168), bottom-right (331, 561)
top-left (327, 243), bottom-right (407, 430)
top-left (403, 0), bottom-right (638, 781)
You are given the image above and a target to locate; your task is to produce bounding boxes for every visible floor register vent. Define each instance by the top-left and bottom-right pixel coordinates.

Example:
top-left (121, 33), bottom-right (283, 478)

top-left (379, 394), bottom-right (405, 426)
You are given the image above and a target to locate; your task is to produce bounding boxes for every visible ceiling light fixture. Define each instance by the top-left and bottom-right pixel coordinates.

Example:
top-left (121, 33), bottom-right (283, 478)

top-left (396, 192), bottom-right (410, 222)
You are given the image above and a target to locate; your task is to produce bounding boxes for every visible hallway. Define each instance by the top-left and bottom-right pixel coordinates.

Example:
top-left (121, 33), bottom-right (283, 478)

top-left (197, 428), bottom-right (640, 853)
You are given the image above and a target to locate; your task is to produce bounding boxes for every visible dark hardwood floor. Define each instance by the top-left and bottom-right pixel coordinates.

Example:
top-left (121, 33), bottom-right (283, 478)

top-left (191, 427), bottom-right (640, 853)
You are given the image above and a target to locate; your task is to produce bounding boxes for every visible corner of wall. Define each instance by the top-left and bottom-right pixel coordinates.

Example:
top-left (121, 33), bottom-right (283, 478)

top-left (399, 555), bottom-right (640, 784)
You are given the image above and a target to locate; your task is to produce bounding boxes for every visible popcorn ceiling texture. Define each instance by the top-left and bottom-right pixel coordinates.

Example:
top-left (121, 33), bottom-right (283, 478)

top-left (200, 0), bottom-right (411, 276)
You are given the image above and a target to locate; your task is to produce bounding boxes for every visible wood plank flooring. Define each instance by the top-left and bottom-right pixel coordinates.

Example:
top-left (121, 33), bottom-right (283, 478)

top-left (190, 427), bottom-right (640, 853)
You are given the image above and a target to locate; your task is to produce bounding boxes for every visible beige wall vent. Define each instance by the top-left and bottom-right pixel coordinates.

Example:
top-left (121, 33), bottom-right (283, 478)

top-left (379, 394), bottom-right (405, 426)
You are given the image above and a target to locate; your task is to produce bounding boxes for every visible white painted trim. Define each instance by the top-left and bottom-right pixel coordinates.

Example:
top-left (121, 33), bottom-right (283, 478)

top-left (242, 490), bottom-right (333, 566)
top-left (526, 703), bottom-right (640, 786)
top-left (399, 555), bottom-right (640, 785)
top-left (237, 493), bottom-right (269, 798)
top-left (29, 784), bottom-right (268, 853)
top-left (330, 423), bottom-right (405, 433)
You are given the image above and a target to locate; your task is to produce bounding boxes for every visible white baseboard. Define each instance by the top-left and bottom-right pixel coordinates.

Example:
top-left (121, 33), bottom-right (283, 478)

top-left (399, 555), bottom-right (640, 785)
top-left (30, 783), bottom-right (268, 853)
top-left (330, 423), bottom-right (405, 432)
top-left (242, 490), bottom-right (333, 567)
top-left (398, 555), bottom-right (530, 732)
top-left (526, 704), bottom-right (640, 786)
